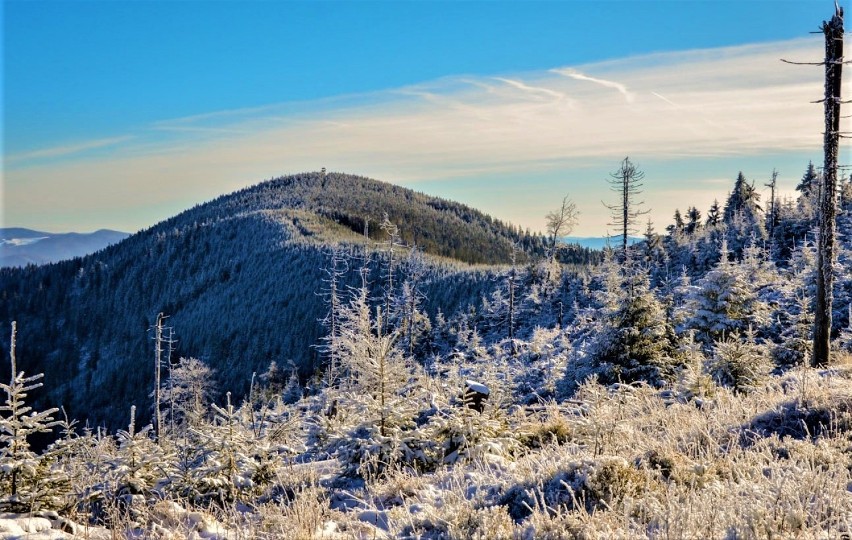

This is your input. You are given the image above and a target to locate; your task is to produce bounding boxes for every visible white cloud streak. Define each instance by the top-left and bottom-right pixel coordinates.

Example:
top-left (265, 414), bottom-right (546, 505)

top-left (650, 91), bottom-right (679, 108)
top-left (550, 67), bottom-right (635, 103)
top-left (493, 77), bottom-right (571, 102)
top-left (6, 135), bottom-right (133, 163)
top-left (4, 37), bottom-right (847, 234)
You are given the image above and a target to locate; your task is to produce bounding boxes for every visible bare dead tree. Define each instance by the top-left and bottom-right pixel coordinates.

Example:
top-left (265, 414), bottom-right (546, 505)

top-left (164, 325), bottom-right (177, 435)
top-left (401, 246), bottom-right (427, 356)
top-left (380, 214), bottom-right (403, 335)
top-left (604, 157), bottom-right (649, 258)
top-left (814, 5), bottom-right (844, 367)
top-left (9, 322), bottom-right (15, 378)
top-left (781, 5), bottom-right (844, 366)
top-left (764, 168), bottom-right (779, 242)
top-left (318, 246), bottom-right (349, 386)
top-left (151, 313), bottom-right (174, 444)
top-left (545, 194), bottom-right (580, 261)
top-left (508, 241), bottom-right (518, 356)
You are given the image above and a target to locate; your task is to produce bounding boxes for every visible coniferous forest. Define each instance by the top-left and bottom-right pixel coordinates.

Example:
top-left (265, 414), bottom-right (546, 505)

top-left (0, 161), bottom-right (851, 538)
top-left (4, 6), bottom-right (852, 538)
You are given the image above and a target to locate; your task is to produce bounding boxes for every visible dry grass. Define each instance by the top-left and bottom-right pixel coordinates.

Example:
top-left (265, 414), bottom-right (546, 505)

top-left (11, 371), bottom-right (852, 539)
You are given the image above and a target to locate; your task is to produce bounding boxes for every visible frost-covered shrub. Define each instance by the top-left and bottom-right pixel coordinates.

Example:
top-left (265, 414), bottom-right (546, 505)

top-left (447, 504), bottom-right (515, 540)
top-left (709, 333), bottom-right (772, 393)
top-left (675, 342), bottom-right (717, 402)
top-left (0, 322), bottom-right (63, 513)
top-left (501, 456), bottom-right (652, 521)
top-left (517, 406), bottom-right (574, 449)
top-left (255, 485), bottom-right (334, 538)
top-left (107, 406), bottom-right (173, 499)
top-left (772, 293), bottom-right (813, 369)
top-left (187, 393), bottom-right (261, 504)
top-left (324, 379), bottom-right (434, 478)
top-left (513, 328), bottom-right (570, 403)
top-left (332, 423), bottom-right (437, 479)
top-left (583, 457), bottom-right (651, 510)
top-left (427, 406), bottom-right (520, 466)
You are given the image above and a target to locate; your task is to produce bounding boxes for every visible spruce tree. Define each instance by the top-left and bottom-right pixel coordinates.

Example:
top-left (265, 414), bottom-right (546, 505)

top-left (687, 241), bottom-right (767, 342)
top-left (642, 219), bottom-right (665, 271)
top-left (318, 247), bottom-right (349, 387)
top-left (667, 209), bottom-right (684, 235)
top-left (189, 393), bottom-right (256, 504)
top-left (723, 172), bottom-right (761, 222)
top-left (588, 267), bottom-right (680, 385)
top-left (723, 172), bottom-right (766, 257)
top-left (706, 199), bottom-right (722, 227)
top-left (0, 322), bottom-right (60, 512)
top-left (797, 161), bottom-right (820, 197)
top-left (109, 405), bottom-right (172, 499)
top-left (686, 207), bottom-right (702, 235)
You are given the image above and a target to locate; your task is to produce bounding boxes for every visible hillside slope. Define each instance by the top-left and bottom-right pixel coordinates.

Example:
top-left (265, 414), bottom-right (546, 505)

top-left (0, 172), bottom-right (593, 428)
top-left (192, 172), bottom-right (555, 264)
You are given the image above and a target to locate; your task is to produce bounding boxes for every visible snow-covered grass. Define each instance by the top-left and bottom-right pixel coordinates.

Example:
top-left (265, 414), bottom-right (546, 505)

top-left (331, 369), bottom-right (852, 539)
top-left (4, 202), bottom-right (852, 537)
top-left (4, 369), bottom-right (849, 539)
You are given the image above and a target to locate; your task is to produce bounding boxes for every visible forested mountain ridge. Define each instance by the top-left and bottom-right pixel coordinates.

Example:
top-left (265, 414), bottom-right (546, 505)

top-left (0, 172), bottom-right (596, 429)
top-left (184, 171), bottom-right (596, 265)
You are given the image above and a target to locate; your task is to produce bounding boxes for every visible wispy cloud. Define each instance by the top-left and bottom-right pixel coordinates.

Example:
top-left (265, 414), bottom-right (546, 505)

top-left (493, 77), bottom-right (571, 102)
top-left (4, 37), bottom-right (847, 234)
top-left (650, 91), bottom-right (679, 108)
top-left (6, 135), bottom-right (133, 164)
top-left (549, 68), bottom-right (635, 103)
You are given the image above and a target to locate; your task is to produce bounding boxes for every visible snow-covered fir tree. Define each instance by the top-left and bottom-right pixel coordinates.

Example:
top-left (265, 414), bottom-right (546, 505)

top-left (0, 322), bottom-right (61, 512)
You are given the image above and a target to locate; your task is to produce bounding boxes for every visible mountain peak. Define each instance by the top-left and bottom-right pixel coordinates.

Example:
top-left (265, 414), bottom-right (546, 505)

top-left (173, 171), bottom-right (548, 265)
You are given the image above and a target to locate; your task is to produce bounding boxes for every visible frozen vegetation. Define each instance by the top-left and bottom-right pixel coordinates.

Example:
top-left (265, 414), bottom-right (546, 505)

top-left (0, 164), bottom-right (852, 538)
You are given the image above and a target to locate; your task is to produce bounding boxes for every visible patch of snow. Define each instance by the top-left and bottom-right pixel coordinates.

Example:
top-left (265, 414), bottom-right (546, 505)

top-left (465, 380), bottom-right (490, 395)
top-left (15, 517), bottom-right (53, 533)
top-left (357, 510), bottom-right (390, 531)
top-left (330, 490), bottom-right (369, 512)
top-left (0, 519), bottom-right (24, 535)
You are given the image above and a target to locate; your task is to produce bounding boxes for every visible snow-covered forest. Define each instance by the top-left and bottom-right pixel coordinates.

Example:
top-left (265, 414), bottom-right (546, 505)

top-left (1, 158), bottom-right (852, 538)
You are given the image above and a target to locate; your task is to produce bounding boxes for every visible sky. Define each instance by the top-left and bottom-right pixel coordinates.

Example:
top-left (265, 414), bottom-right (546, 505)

top-left (3, 0), bottom-right (852, 237)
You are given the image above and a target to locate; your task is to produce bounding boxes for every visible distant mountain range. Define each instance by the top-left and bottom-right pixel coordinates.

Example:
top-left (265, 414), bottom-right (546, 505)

top-left (562, 236), bottom-right (643, 250)
top-left (0, 172), bottom-right (601, 428)
top-left (0, 228), bottom-right (130, 268)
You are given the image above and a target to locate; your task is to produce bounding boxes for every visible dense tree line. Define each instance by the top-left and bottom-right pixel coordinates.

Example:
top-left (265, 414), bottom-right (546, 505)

top-left (1, 167), bottom-right (850, 433)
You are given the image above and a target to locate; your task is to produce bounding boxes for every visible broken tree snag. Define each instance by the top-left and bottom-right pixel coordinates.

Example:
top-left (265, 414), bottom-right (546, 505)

top-left (814, 5), bottom-right (844, 367)
top-left (463, 380), bottom-right (490, 413)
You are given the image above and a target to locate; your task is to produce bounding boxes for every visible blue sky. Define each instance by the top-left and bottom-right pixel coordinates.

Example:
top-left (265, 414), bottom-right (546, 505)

top-left (4, 1), bottom-right (850, 236)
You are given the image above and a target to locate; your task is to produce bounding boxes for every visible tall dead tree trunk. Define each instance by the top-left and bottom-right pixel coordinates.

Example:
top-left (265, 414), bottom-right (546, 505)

top-left (814, 5), bottom-right (843, 367)
top-left (765, 168), bottom-right (778, 243)
top-left (154, 313), bottom-right (164, 444)
top-left (508, 242), bottom-right (518, 356)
